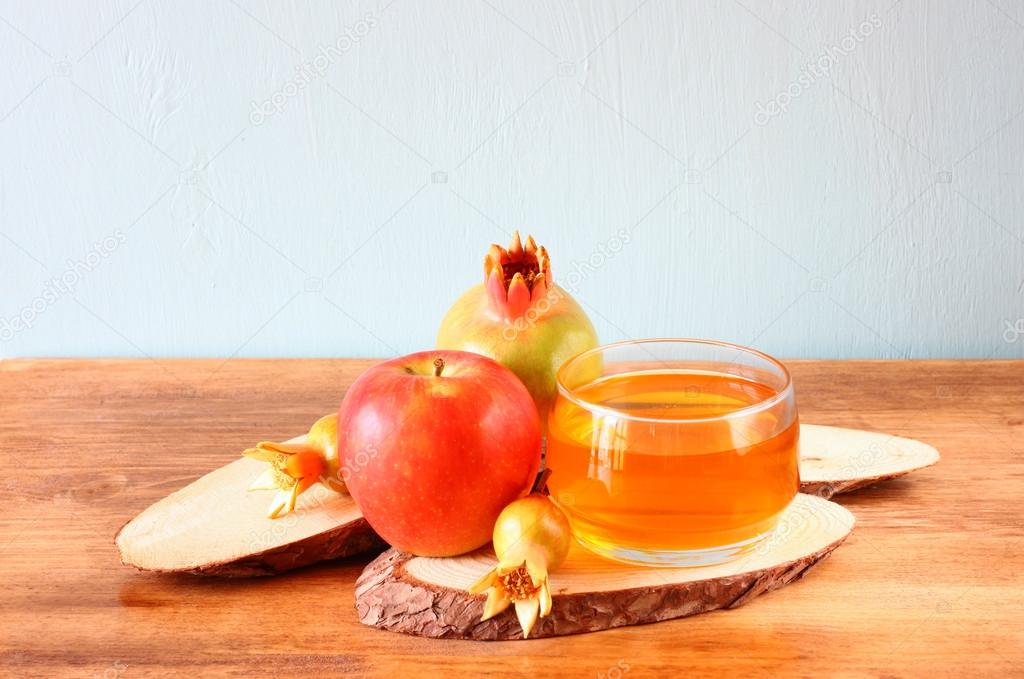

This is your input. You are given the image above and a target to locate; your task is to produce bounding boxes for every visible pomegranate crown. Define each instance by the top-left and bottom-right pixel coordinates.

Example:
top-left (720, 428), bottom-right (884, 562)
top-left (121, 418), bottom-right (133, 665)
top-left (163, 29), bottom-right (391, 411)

top-left (484, 231), bottom-right (551, 319)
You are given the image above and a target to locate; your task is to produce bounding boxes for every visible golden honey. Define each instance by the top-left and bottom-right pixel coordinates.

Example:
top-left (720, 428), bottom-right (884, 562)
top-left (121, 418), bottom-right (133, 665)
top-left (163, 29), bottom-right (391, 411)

top-left (547, 369), bottom-right (799, 565)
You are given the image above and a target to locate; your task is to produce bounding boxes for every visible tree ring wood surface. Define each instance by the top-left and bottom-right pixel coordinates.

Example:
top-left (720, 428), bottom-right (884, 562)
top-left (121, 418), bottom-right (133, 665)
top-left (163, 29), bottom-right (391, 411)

top-left (355, 493), bottom-right (854, 640)
top-left (799, 424), bottom-right (940, 498)
top-left (115, 436), bottom-right (382, 576)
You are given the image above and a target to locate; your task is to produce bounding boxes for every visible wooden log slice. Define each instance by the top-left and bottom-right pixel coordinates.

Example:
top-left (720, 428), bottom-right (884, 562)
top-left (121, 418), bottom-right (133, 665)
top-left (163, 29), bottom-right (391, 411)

top-left (799, 424), bottom-right (940, 498)
top-left (116, 424), bottom-right (931, 577)
top-left (116, 436), bottom-right (382, 576)
top-left (355, 493), bottom-right (854, 640)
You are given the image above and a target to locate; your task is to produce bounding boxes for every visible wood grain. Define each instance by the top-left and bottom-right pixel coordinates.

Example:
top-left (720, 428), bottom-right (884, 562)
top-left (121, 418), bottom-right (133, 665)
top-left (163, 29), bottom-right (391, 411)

top-left (1, 359), bottom-right (1021, 677)
top-left (798, 423), bottom-right (941, 497)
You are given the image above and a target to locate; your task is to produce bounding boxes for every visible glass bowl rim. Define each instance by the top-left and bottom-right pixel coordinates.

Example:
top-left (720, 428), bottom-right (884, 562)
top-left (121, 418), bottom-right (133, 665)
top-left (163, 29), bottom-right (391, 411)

top-left (554, 337), bottom-right (795, 424)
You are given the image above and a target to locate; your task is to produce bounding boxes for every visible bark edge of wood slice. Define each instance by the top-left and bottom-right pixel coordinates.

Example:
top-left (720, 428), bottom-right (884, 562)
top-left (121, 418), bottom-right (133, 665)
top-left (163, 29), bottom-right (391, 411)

top-left (799, 424), bottom-right (940, 498)
top-left (116, 436), bottom-right (382, 576)
top-left (355, 493), bottom-right (854, 640)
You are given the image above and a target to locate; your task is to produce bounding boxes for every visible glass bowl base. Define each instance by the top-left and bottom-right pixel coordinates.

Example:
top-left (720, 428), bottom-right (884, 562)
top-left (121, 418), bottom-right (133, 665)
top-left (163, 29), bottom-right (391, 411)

top-left (575, 528), bottom-right (775, 568)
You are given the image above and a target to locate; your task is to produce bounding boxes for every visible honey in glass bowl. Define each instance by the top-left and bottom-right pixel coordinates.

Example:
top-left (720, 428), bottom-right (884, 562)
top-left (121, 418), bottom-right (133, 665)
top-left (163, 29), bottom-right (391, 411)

top-left (546, 339), bottom-right (800, 567)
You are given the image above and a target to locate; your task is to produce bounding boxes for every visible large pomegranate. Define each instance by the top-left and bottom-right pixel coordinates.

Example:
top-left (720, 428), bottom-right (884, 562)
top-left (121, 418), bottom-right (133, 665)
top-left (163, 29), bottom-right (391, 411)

top-left (437, 232), bottom-right (598, 423)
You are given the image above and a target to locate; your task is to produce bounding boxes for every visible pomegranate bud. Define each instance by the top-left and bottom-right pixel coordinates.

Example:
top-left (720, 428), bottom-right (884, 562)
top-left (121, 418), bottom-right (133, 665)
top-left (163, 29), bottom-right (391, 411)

top-left (530, 273), bottom-right (548, 302)
top-left (507, 272), bottom-right (531, 317)
top-left (508, 230), bottom-right (524, 258)
top-left (524, 234), bottom-right (538, 254)
top-left (242, 413), bottom-right (344, 518)
top-left (484, 243), bottom-right (507, 277)
top-left (537, 246), bottom-right (551, 277)
top-left (467, 494), bottom-right (572, 638)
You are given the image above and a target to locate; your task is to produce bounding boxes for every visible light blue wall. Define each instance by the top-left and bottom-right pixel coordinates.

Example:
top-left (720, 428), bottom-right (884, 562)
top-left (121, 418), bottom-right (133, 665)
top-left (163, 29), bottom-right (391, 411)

top-left (2, 1), bottom-right (1022, 359)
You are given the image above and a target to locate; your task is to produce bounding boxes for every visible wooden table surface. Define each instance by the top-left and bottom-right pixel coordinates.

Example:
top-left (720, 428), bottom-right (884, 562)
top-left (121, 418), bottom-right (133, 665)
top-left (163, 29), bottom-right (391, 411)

top-left (2, 359), bottom-right (1022, 678)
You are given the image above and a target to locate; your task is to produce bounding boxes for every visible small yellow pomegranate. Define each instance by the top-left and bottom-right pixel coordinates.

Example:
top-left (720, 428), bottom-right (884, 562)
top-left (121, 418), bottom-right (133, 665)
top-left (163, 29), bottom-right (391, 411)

top-left (468, 494), bottom-right (572, 638)
top-left (243, 413), bottom-right (343, 518)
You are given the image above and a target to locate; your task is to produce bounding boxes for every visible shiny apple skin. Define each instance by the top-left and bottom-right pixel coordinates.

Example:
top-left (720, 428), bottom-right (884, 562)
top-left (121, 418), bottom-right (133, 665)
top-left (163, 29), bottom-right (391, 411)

top-left (338, 350), bottom-right (542, 557)
top-left (436, 283), bottom-right (598, 424)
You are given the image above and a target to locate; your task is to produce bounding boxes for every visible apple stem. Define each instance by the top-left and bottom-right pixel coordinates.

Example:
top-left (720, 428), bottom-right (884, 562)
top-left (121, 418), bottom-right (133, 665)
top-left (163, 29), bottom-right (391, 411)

top-left (433, 357), bottom-right (445, 377)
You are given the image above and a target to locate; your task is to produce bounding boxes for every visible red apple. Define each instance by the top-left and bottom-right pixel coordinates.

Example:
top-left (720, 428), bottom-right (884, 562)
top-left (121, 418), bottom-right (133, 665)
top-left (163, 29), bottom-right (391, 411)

top-left (338, 350), bottom-right (542, 556)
